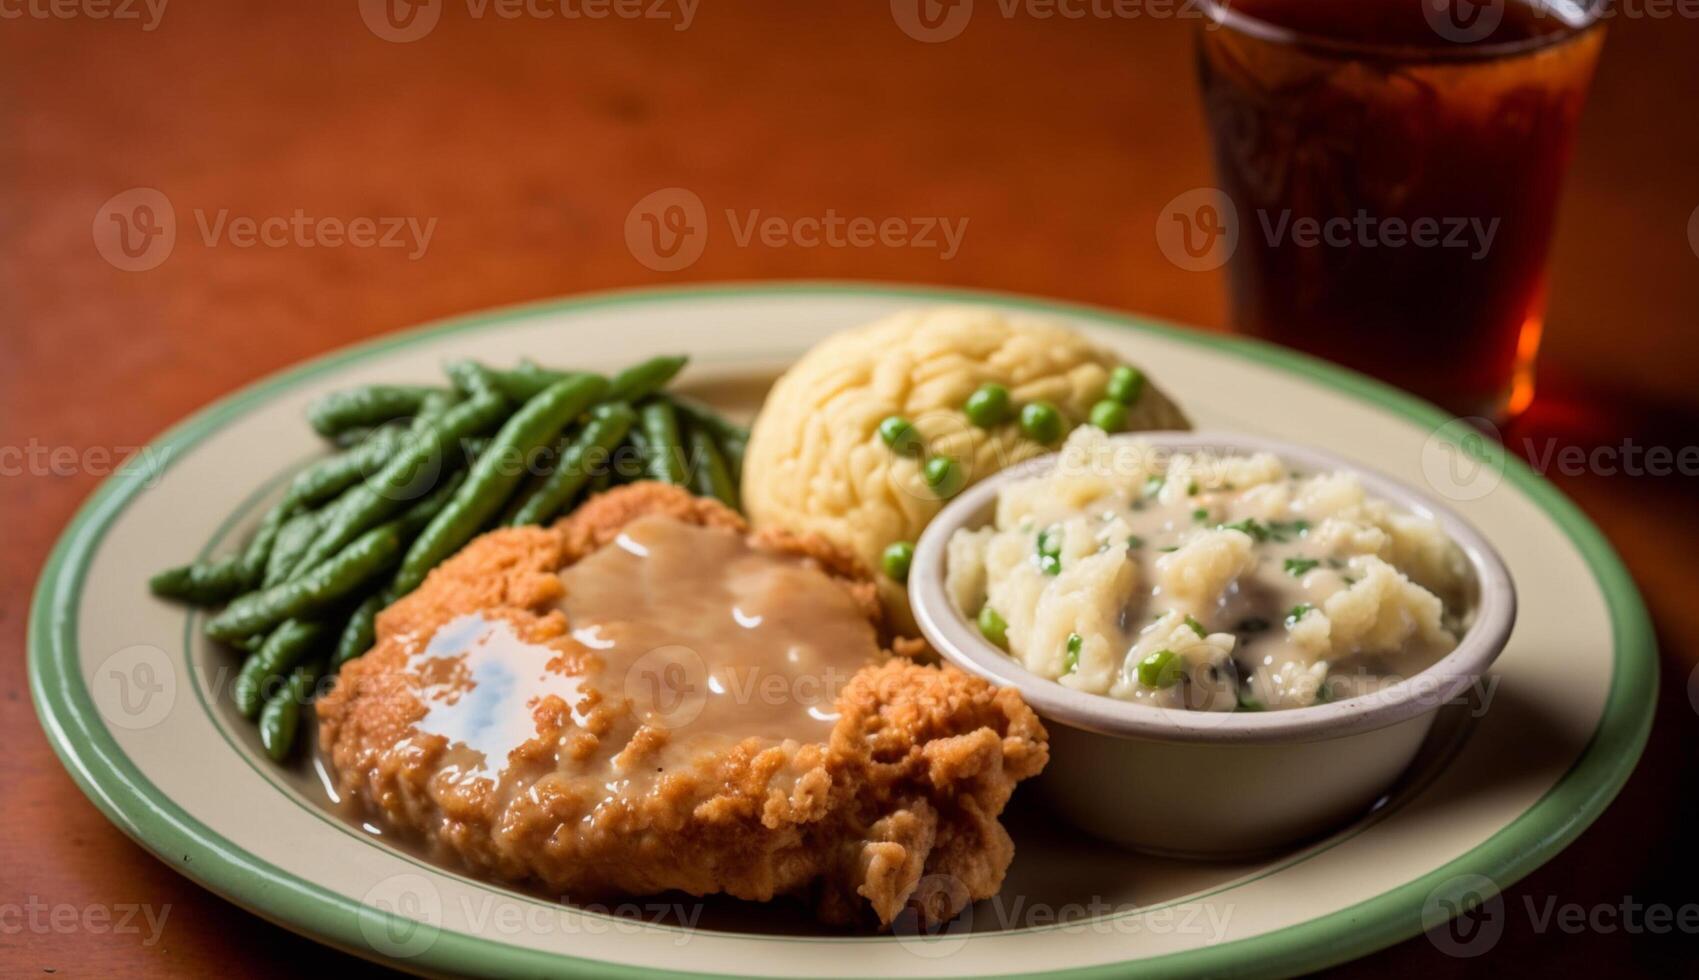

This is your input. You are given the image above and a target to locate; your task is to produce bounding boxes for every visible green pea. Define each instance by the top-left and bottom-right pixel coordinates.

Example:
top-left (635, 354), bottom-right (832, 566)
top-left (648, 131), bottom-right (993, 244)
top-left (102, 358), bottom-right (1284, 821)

top-left (1138, 649), bottom-right (1182, 689)
top-left (878, 415), bottom-right (922, 456)
top-left (1107, 365), bottom-right (1145, 405)
top-left (1090, 399), bottom-right (1128, 433)
top-left (1019, 401), bottom-right (1064, 444)
top-left (977, 606), bottom-right (1008, 649)
top-left (923, 456), bottom-right (963, 498)
top-left (882, 541), bottom-right (915, 582)
top-left (964, 384), bottom-right (1012, 428)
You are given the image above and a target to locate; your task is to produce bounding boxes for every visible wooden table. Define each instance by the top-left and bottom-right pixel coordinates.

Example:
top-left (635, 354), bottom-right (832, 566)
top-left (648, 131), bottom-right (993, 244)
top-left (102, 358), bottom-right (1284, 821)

top-left (3, 3), bottom-right (1695, 975)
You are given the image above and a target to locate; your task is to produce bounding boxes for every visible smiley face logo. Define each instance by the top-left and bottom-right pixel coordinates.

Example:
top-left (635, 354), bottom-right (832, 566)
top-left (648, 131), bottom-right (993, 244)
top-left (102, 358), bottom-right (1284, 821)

top-left (93, 188), bottom-right (176, 272)
top-left (624, 188), bottom-right (709, 272)
top-left (359, 0), bottom-right (442, 43)
top-left (1155, 188), bottom-right (1238, 272)
top-left (890, 0), bottom-right (973, 42)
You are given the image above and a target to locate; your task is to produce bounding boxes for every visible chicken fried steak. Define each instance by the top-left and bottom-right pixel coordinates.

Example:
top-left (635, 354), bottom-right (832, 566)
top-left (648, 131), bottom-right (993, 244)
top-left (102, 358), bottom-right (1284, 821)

top-left (316, 483), bottom-right (1047, 925)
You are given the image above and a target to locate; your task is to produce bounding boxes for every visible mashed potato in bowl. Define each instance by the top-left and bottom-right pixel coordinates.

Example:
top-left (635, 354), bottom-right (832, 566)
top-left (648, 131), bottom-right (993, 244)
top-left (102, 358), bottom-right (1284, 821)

top-left (742, 306), bottom-right (1189, 625)
top-left (946, 427), bottom-right (1472, 711)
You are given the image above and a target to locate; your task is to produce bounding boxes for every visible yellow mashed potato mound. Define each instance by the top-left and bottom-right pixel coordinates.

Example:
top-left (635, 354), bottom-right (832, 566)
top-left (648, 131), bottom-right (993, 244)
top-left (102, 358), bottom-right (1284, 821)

top-left (742, 306), bottom-right (1189, 625)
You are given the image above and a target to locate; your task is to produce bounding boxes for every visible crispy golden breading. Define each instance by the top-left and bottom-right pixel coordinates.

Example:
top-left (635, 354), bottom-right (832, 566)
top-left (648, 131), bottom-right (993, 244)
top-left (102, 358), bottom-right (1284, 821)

top-left (317, 483), bottom-right (1047, 926)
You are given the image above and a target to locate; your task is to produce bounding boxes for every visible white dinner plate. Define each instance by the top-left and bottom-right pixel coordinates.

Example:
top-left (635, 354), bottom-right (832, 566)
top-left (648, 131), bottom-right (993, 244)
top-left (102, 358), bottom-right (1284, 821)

top-left (30, 283), bottom-right (1656, 978)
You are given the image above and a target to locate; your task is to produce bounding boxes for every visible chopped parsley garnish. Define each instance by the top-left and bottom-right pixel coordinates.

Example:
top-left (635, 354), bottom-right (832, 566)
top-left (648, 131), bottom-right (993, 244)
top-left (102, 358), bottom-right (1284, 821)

top-left (1142, 475), bottom-right (1165, 498)
top-left (1235, 688), bottom-right (1264, 712)
top-left (1191, 507), bottom-right (1210, 523)
top-left (1039, 554), bottom-right (1062, 576)
top-left (1186, 480), bottom-right (1200, 496)
top-left (1158, 545), bottom-right (1179, 553)
top-left (1220, 518), bottom-right (1270, 542)
top-left (1283, 557), bottom-right (1320, 577)
top-left (1266, 519), bottom-right (1310, 542)
top-left (1126, 534), bottom-right (1144, 549)
top-left (1286, 603), bottom-right (1314, 626)
top-left (1183, 615), bottom-right (1207, 638)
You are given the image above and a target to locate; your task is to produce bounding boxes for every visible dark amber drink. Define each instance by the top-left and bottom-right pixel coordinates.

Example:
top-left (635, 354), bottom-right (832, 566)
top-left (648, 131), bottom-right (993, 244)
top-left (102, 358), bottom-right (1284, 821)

top-left (1197, 0), bottom-right (1604, 418)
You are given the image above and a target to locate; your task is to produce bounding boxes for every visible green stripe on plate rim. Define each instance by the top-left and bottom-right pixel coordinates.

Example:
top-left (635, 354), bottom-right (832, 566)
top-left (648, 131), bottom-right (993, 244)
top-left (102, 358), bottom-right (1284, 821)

top-left (27, 282), bottom-right (1658, 979)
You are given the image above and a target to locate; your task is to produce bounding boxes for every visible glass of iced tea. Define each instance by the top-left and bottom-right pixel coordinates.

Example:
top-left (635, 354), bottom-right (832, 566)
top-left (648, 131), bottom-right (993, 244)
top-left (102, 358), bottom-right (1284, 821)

top-left (1195, 0), bottom-right (1605, 419)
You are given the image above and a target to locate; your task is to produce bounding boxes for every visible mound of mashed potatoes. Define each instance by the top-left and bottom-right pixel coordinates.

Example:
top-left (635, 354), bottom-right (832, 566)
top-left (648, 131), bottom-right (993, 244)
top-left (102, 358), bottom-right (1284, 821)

top-left (742, 307), bottom-right (1189, 625)
top-left (947, 428), bottom-right (1471, 711)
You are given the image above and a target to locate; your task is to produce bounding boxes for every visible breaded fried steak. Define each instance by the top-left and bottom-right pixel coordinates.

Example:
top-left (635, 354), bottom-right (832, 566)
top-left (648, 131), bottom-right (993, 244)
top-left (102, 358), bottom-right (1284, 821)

top-left (316, 483), bottom-right (1047, 926)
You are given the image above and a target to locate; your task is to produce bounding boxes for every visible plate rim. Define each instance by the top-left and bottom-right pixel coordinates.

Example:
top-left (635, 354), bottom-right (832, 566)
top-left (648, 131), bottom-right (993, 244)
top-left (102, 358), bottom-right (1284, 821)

top-left (28, 280), bottom-right (1658, 979)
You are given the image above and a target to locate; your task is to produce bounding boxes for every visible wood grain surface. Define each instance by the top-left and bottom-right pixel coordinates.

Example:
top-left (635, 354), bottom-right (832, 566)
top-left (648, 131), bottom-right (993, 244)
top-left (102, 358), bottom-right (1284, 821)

top-left (2, 2), bottom-right (1695, 976)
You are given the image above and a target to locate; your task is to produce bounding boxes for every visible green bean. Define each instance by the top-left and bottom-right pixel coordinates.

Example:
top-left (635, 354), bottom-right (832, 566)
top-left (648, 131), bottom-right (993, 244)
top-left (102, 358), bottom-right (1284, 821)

top-left (332, 594), bottom-right (383, 668)
top-left (668, 396), bottom-right (749, 480)
top-left (148, 555), bottom-right (247, 606)
top-left (306, 385), bottom-right (438, 439)
top-left (258, 661), bottom-right (321, 761)
top-left (391, 375), bottom-right (609, 597)
top-left (668, 395), bottom-right (749, 445)
top-left (487, 362), bottom-right (603, 402)
top-left (686, 424), bottom-right (739, 509)
top-left (282, 427), bottom-right (410, 511)
top-left (411, 388), bottom-right (461, 428)
top-left (285, 392), bottom-right (509, 579)
top-left (264, 511), bottom-right (322, 587)
top-left (233, 619), bottom-right (328, 718)
top-left (207, 523), bottom-right (403, 642)
top-left (614, 428), bottom-right (650, 485)
top-left (445, 361), bottom-right (506, 399)
top-left (508, 403), bottom-right (637, 526)
top-left (236, 501), bottom-right (289, 586)
top-left (638, 400), bottom-right (688, 485)
top-left (605, 355), bottom-right (687, 403)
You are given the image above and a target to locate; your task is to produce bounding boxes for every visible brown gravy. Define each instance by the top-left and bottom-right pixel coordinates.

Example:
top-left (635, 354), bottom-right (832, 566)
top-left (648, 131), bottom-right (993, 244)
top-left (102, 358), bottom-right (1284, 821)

top-left (321, 515), bottom-right (884, 858)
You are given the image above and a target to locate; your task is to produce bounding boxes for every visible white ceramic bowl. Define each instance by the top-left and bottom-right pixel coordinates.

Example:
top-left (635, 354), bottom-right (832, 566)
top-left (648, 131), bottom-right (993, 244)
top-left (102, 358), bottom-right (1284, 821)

top-left (909, 431), bottom-right (1517, 858)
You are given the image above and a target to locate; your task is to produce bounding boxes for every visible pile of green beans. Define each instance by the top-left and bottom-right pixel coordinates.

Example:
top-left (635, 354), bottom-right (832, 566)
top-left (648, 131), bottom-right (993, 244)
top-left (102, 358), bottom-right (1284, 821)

top-left (148, 353), bottom-right (749, 761)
